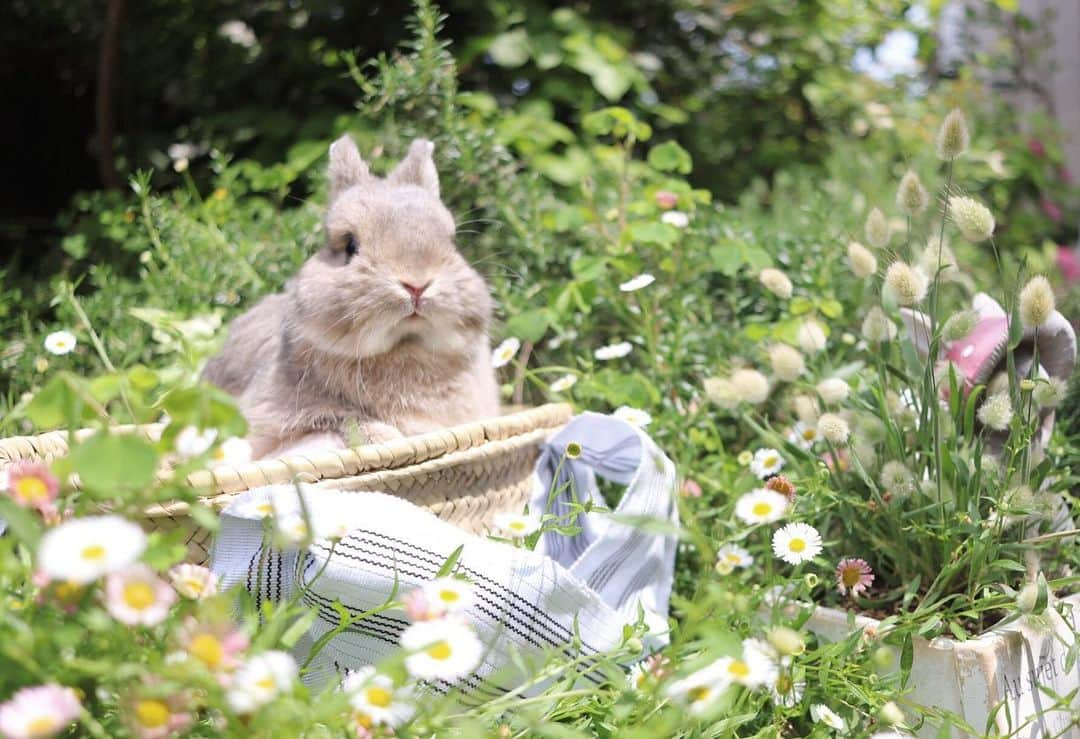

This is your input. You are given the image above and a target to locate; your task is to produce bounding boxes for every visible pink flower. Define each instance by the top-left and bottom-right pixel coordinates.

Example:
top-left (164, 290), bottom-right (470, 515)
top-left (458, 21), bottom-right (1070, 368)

top-left (104, 565), bottom-right (177, 626)
top-left (835, 558), bottom-right (875, 597)
top-left (680, 479), bottom-right (703, 498)
top-left (176, 617), bottom-right (249, 682)
top-left (1040, 197), bottom-right (1063, 223)
top-left (125, 688), bottom-right (192, 739)
top-left (1059, 166), bottom-right (1071, 184)
top-left (821, 449), bottom-right (850, 473)
top-left (1028, 138), bottom-right (1046, 157)
top-left (1057, 245), bottom-right (1080, 284)
top-left (402, 588), bottom-right (442, 621)
top-left (654, 190), bottom-right (679, 210)
top-left (0, 683), bottom-right (81, 739)
top-left (4, 461), bottom-right (60, 514)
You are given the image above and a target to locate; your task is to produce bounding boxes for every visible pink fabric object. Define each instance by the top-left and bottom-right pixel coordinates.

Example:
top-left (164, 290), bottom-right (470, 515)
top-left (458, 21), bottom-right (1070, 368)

top-left (942, 316), bottom-right (1009, 393)
top-left (1057, 245), bottom-right (1080, 284)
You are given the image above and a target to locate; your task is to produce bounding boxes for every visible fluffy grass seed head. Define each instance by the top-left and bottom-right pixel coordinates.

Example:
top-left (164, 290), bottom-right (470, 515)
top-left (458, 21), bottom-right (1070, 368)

top-left (768, 344), bottom-right (805, 382)
top-left (978, 393), bottom-right (1013, 431)
top-left (896, 170), bottom-right (929, 216)
top-left (792, 394), bottom-right (820, 424)
top-left (816, 378), bottom-right (850, 405)
top-left (759, 268), bottom-right (793, 299)
top-left (730, 368), bottom-right (770, 405)
top-left (948, 196), bottom-right (995, 242)
top-left (918, 239), bottom-right (960, 281)
top-left (879, 461), bottom-right (916, 498)
top-left (936, 108), bottom-right (970, 160)
top-left (816, 413), bottom-right (850, 445)
top-left (942, 309), bottom-right (979, 341)
top-left (847, 241), bottom-right (878, 279)
top-left (703, 377), bottom-right (739, 409)
top-left (1019, 275), bottom-right (1055, 329)
top-left (1033, 377), bottom-right (1068, 409)
top-left (861, 306), bottom-right (896, 343)
top-left (864, 207), bottom-right (891, 249)
top-left (883, 261), bottom-right (928, 306)
top-left (796, 320), bottom-right (827, 353)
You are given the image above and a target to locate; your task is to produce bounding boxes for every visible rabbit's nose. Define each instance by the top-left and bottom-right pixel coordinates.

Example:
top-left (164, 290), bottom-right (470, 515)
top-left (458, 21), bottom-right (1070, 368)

top-left (401, 281), bottom-right (431, 308)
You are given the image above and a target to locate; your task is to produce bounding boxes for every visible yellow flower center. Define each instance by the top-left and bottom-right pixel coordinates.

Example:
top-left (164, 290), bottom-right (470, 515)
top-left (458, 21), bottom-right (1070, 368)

top-left (763, 455), bottom-right (778, 468)
top-left (438, 589), bottom-right (460, 603)
top-left (134, 699), bottom-right (171, 728)
top-left (255, 677), bottom-right (276, 691)
top-left (725, 554), bottom-right (741, 564)
top-left (81, 544), bottom-right (107, 562)
top-left (842, 568), bottom-right (861, 588)
top-left (426, 641), bottom-right (452, 661)
top-left (802, 429), bottom-right (816, 441)
top-left (54, 581), bottom-right (82, 601)
top-left (14, 476), bottom-right (48, 502)
top-left (27, 716), bottom-right (58, 734)
top-left (508, 521), bottom-right (526, 531)
top-left (788, 538), bottom-right (807, 553)
top-left (565, 442), bottom-right (582, 459)
top-left (189, 633), bottom-right (224, 668)
top-left (727, 660), bottom-right (751, 678)
top-left (183, 578), bottom-right (205, 595)
top-left (776, 675), bottom-right (793, 693)
top-left (365, 686), bottom-right (393, 708)
top-left (687, 685), bottom-right (711, 703)
top-left (354, 711), bottom-right (374, 729)
top-left (122, 582), bottom-right (156, 610)
top-left (257, 503), bottom-right (274, 516)
top-left (751, 502), bottom-right (772, 517)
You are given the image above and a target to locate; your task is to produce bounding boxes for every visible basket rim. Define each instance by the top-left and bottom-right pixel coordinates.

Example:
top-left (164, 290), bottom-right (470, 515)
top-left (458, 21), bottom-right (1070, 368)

top-left (0, 403), bottom-right (572, 495)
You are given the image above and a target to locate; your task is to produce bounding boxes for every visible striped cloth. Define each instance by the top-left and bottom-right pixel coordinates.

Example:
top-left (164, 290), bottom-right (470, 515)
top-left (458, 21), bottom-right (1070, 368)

top-left (210, 412), bottom-right (679, 692)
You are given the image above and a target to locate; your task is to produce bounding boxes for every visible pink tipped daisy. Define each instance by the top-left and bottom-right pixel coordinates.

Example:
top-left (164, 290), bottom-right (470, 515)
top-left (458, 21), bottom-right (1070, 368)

top-left (4, 461), bottom-right (60, 514)
top-left (105, 565), bottom-right (177, 626)
top-left (835, 558), bottom-right (875, 597)
top-left (0, 683), bottom-right (82, 739)
top-left (176, 617), bottom-right (249, 683)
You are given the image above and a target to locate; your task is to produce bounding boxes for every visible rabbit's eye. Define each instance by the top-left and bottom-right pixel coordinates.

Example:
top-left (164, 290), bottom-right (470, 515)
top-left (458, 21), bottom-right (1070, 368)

top-left (344, 235), bottom-right (359, 261)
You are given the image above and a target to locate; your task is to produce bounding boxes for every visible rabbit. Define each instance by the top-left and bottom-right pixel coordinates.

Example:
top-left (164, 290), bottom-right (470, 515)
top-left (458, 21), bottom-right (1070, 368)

top-left (202, 136), bottom-right (500, 459)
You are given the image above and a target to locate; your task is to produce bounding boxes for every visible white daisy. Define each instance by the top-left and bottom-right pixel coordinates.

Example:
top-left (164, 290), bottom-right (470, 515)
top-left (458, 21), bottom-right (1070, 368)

top-left (226, 651), bottom-right (298, 714)
top-left (0, 684), bottom-right (82, 739)
top-left (104, 564), bottom-right (177, 626)
top-left (594, 341), bottom-right (633, 360)
top-left (714, 544), bottom-right (754, 574)
top-left (613, 406), bottom-right (652, 427)
top-left (749, 448), bottom-right (784, 478)
top-left (175, 426), bottom-right (218, 459)
top-left (343, 667), bottom-right (415, 729)
top-left (491, 511), bottom-right (540, 539)
top-left (169, 563), bottom-right (219, 600)
top-left (661, 210), bottom-right (690, 228)
top-left (43, 330), bottom-right (77, 355)
top-left (37, 515), bottom-right (147, 584)
top-left (810, 703), bottom-right (847, 731)
top-left (787, 422), bottom-right (819, 449)
top-left (711, 638), bottom-right (779, 689)
top-left (420, 577), bottom-right (475, 615)
top-left (619, 273), bottom-right (656, 292)
top-left (491, 337), bottom-right (521, 369)
top-left (549, 374), bottom-right (578, 393)
top-left (734, 488), bottom-right (789, 525)
top-left (772, 523), bottom-right (823, 565)
top-left (212, 436), bottom-right (253, 466)
top-left (664, 662), bottom-right (729, 716)
top-left (400, 617), bottom-right (483, 681)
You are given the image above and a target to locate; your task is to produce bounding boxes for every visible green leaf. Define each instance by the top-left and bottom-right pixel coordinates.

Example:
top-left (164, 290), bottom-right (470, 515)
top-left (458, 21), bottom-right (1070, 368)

top-left (67, 432), bottom-right (159, 495)
top-left (505, 309), bottom-right (552, 343)
top-left (0, 498), bottom-right (43, 548)
top-left (709, 241), bottom-right (771, 277)
top-left (570, 255), bottom-right (609, 281)
top-left (25, 373), bottom-right (88, 429)
top-left (647, 141), bottom-right (692, 174)
top-left (436, 545), bottom-right (465, 577)
top-left (141, 530), bottom-right (189, 569)
top-left (629, 221), bottom-right (678, 248)
top-left (900, 634), bottom-right (913, 687)
top-left (280, 609), bottom-right (319, 648)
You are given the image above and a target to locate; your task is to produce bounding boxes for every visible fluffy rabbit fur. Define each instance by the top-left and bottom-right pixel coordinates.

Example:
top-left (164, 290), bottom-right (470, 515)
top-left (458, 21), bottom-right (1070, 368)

top-left (202, 136), bottom-right (499, 458)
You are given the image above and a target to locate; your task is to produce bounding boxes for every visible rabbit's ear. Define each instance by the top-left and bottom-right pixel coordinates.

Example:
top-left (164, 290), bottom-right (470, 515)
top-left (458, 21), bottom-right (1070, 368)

top-left (388, 139), bottom-right (439, 196)
top-left (328, 134), bottom-right (370, 200)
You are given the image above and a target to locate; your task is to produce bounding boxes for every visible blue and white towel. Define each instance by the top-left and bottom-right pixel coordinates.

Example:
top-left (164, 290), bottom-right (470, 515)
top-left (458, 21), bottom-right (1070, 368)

top-left (210, 413), bottom-right (679, 692)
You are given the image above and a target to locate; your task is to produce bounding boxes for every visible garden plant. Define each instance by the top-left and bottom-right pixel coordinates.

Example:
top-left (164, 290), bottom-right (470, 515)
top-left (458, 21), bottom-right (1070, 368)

top-left (0, 2), bottom-right (1078, 738)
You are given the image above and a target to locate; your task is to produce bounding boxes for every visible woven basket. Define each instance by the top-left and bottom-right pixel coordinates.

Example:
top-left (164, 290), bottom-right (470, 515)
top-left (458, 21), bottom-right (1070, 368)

top-left (0, 403), bottom-right (572, 564)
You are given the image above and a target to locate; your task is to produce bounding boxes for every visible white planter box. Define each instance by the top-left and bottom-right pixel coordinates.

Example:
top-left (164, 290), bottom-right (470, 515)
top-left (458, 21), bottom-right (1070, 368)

top-left (799, 594), bottom-right (1079, 737)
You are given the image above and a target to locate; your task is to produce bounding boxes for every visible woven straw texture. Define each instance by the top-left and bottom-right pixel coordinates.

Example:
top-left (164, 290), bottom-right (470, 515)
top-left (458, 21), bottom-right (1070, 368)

top-left (0, 403), bottom-right (572, 564)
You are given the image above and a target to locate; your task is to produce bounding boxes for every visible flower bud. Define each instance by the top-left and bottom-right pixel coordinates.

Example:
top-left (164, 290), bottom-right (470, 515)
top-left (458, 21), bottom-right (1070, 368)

top-left (949, 196), bottom-right (995, 242)
top-left (767, 627), bottom-right (806, 656)
top-left (977, 393), bottom-right (1013, 431)
top-left (872, 646), bottom-right (896, 670)
top-left (861, 306), bottom-right (896, 343)
top-left (797, 320), bottom-right (828, 354)
top-left (769, 344), bottom-right (805, 382)
top-left (879, 701), bottom-right (906, 726)
top-left (1033, 378), bottom-right (1067, 409)
top-left (703, 377), bottom-right (739, 409)
top-left (865, 207), bottom-right (891, 248)
top-left (1019, 275), bottom-right (1055, 329)
top-left (936, 108), bottom-right (970, 160)
top-left (896, 170), bottom-right (929, 216)
top-left (816, 378), bottom-right (850, 405)
top-left (817, 413), bottom-right (850, 445)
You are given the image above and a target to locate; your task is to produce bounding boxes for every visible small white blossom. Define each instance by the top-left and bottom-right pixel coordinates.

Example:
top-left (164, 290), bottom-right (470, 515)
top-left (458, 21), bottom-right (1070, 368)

top-left (816, 378), bottom-right (850, 405)
top-left (749, 448), bottom-right (784, 479)
top-left (619, 273), bottom-right (656, 292)
top-left (613, 406), bottom-right (652, 427)
top-left (661, 211), bottom-right (689, 228)
top-left (400, 618), bottom-right (483, 681)
top-left (772, 523), bottom-right (823, 565)
top-left (549, 374), bottom-right (577, 393)
top-left (810, 703), bottom-right (847, 731)
top-left (43, 330), bottom-right (77, 356)
top-left (492, 511), bottom-right (540, 539)
top-left (491, 337), bottom-right (521, 368)
top-left (227, 651), bottom-right (298, 714)
top-left (796, 320), bottom-right (827, 354)
top-left (175, 426), bottom-right (218, 459)
top-left (594, 341), bottom-right (632, 360)
top-left (735, 488), bottom-right (788, 525)
top-left (38, 515), bottom-right (147, 584)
